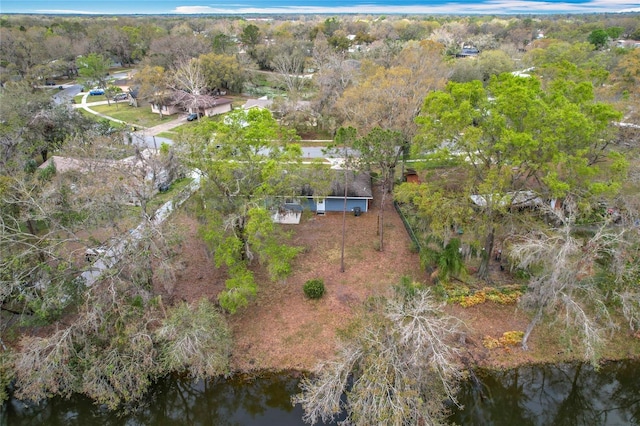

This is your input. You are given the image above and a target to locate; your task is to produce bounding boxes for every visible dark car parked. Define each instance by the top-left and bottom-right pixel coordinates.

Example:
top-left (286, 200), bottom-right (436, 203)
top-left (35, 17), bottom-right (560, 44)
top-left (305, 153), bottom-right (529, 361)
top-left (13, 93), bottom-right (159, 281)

top-left (187, 112), bottom-right (202, 121)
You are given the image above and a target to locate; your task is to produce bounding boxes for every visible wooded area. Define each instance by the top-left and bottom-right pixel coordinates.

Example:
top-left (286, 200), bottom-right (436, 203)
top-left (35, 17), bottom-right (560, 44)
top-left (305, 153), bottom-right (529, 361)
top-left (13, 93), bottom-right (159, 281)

top-left (1, 11), bottom-right (640, 423)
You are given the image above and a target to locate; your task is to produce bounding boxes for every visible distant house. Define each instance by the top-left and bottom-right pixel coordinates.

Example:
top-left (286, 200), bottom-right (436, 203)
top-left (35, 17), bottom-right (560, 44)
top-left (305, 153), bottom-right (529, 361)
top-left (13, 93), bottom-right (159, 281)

top-left (151, 103), bottom-right (182, 116)
top-left (301, 171), bottom-right (373, 214)
top-left (38, 149), bottom-right (175, 205)
top-left (150, 93), bottom-right (183, 116)
top-left (616, 39), bottom-right (640, 49)
top-left (243, 96), bottom-right (273, 110)
top-left (203, 97), bottom-right (233, 117)
top-left (128, 86), bottom-right (140, 107)
top-left (171, 91), bottom-right (233, 117)
top-left (456, 47), bottom-right (480, 58)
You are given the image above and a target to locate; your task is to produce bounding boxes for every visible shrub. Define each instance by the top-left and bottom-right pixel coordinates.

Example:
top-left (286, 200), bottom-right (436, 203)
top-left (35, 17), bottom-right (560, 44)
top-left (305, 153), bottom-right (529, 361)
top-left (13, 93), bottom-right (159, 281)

top-left (303, 279), bottom-right (325, 299)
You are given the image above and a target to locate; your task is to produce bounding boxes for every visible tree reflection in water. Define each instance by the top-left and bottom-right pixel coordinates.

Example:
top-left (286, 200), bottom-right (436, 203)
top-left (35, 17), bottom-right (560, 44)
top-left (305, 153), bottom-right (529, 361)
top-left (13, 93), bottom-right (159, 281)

top-left (6, 362), bottom-right (639, 425)
top-left (451, 361), bottom-right (640, 425)
top-left (6, 372), bottom-right (315, 426)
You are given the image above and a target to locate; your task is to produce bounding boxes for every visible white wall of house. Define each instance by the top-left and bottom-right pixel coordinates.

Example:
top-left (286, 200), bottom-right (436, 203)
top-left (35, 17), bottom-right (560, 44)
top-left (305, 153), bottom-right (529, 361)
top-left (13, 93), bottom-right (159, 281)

top-left (151, 103), bottom-right (182, 116)
top-left (204, 103), bottom-right (232, 117)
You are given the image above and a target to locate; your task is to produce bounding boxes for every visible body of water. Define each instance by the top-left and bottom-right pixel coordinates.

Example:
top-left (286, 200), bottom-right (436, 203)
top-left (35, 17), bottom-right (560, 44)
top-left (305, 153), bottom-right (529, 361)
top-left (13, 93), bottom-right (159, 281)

top-left (4, 361), bottom-right (639, 425)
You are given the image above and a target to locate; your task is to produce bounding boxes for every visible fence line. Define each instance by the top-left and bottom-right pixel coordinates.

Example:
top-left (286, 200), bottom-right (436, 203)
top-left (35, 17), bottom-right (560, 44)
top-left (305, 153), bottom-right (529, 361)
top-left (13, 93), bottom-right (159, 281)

top-left (393, 201), bottom-right (421, 251)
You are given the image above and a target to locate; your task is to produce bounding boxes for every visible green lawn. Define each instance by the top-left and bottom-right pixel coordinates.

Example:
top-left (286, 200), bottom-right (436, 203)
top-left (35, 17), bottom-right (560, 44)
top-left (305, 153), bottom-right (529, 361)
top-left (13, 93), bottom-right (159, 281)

top-left (89, 104), bottom-right (176, 128)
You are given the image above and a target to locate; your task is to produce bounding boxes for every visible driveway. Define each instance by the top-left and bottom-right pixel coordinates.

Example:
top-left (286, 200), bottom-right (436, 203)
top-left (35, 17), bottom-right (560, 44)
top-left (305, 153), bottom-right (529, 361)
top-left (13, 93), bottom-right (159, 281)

top-left (73, 91), bottom-right (187, 147)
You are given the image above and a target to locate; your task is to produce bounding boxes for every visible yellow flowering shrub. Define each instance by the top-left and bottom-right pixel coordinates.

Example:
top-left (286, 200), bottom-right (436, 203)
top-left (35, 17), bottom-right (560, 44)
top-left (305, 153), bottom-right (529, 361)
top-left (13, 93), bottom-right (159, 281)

top-left (499, 331), bottom-right (524, 346)
top-left (483, 331), bottom-right (524, 350)
top-left (482, 336), bottom-right (501, 349)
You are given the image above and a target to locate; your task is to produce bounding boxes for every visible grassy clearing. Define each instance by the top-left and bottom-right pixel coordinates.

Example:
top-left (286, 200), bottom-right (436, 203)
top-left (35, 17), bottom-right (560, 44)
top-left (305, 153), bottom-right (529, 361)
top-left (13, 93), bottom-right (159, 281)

top-left (89, 104), bottom-right (175, 127)
top-left (86, 94), bottom-right (108, 102)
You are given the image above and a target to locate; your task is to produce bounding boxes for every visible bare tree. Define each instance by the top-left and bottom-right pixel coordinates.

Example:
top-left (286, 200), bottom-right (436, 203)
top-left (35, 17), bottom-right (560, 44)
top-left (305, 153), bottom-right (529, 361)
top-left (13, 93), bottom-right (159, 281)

top-left (173, 58), bottom-right (204, 93)
top-left (293, 287), bottom-right (463, 425)
top-left (270, 42), bottom-right (308, 94)
top-left (156, 298), bottom-right (232, 379)
top-left (172, 58), bottom-right (207, 113)
top-left (510, 206), bottom-right (640, 364)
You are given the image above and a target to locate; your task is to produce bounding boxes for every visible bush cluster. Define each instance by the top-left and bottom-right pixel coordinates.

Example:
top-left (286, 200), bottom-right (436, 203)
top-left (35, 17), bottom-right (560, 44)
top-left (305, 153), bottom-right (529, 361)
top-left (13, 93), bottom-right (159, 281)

top-left (303, 279), bottom-right (325, 299)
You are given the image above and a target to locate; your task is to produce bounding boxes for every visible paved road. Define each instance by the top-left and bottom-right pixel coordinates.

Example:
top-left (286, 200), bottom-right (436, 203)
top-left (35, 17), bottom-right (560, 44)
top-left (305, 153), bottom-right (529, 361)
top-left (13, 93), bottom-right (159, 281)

top-left (53, 84), bottom-right (82, 105)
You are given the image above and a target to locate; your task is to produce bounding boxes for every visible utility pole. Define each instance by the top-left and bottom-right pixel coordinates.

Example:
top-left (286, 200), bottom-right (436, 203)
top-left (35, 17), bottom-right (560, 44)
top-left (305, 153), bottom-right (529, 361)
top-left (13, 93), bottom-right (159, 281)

top-left (341, 164), bottom-right (348, 273)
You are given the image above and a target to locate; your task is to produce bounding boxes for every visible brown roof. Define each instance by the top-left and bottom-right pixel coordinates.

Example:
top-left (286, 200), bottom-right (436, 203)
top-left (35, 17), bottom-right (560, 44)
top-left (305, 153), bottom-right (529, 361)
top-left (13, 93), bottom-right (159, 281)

top-left (302, 171), bottom-right (372, 198)
top-left (171, 91), bottom-right (232, 109)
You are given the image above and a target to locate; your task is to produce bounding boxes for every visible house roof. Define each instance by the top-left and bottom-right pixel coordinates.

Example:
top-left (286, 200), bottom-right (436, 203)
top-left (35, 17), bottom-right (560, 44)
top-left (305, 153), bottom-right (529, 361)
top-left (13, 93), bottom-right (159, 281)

top-left (457, 47), bottom-right (480, 57)
top-left (243, 97), bottom-right (273, 110)
top-left (302, 171), bottom-right (373, 199)
top-left (39, 149), bottom-right (160, 175)
top-left (470, 191), bottom-right (543, 208)
top-left (171, 91), bottom-right (232, 109)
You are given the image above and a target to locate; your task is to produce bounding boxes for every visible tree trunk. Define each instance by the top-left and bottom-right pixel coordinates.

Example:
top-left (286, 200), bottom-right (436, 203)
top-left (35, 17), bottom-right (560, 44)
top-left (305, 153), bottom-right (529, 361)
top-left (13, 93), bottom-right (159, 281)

top-left (521, 308), bottom-right (543, 351)
top-left (378, 182), bottom-right (387, 252)
top-left (477, 227), bottom-right (494, 280)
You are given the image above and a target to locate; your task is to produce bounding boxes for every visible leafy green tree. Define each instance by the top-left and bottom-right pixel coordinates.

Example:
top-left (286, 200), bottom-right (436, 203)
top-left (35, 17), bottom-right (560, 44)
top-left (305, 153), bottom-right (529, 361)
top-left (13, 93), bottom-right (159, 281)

top-left (420, 236), bottom-right (466, 283)
top-left (588, 29), bottom-right (610, 50)
top-left (199, 52), bottom-right (245, 93)
top-left (476, 50), bottom-right (516, 82)
top-left (605, 26), bottom-right (625, 40)
top-left (134, 65), bottom-right (170, 118)
top-left (413, 73), bottom-right (624, 280)
top-left (327, 32), bottom-right (351, 52)
top-left (240, 24), bottom-right (261, 48)
top-left (76, 53), bottom-right (111, 101)
top-left (212, 33), bottom-right (236, 54)
top-left (321, 17), bottom-right (341, 37)
top-left (524, 41), bottom-right (608, 86)
top-left (178, 108), bottom-right (306, 313)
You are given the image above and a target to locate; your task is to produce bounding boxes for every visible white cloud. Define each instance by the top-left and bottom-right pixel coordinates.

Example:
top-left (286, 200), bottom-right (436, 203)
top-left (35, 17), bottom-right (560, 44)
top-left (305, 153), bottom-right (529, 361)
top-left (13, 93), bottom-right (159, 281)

top-left (171, 1), bottom-right (640, 14)
top-left (173, 6), bottom-right (219, 13)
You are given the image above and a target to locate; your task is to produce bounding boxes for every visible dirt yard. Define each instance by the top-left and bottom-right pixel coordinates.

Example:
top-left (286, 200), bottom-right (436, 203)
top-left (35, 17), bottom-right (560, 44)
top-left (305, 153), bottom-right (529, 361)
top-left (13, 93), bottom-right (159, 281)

top-left (160, 185), bottom-right (600, 373)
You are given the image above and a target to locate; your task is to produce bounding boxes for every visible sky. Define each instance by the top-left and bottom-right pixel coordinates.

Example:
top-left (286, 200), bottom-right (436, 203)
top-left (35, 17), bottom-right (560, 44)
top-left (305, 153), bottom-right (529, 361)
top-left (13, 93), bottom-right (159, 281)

top-left (0, 0), bottom-right (639, 15)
